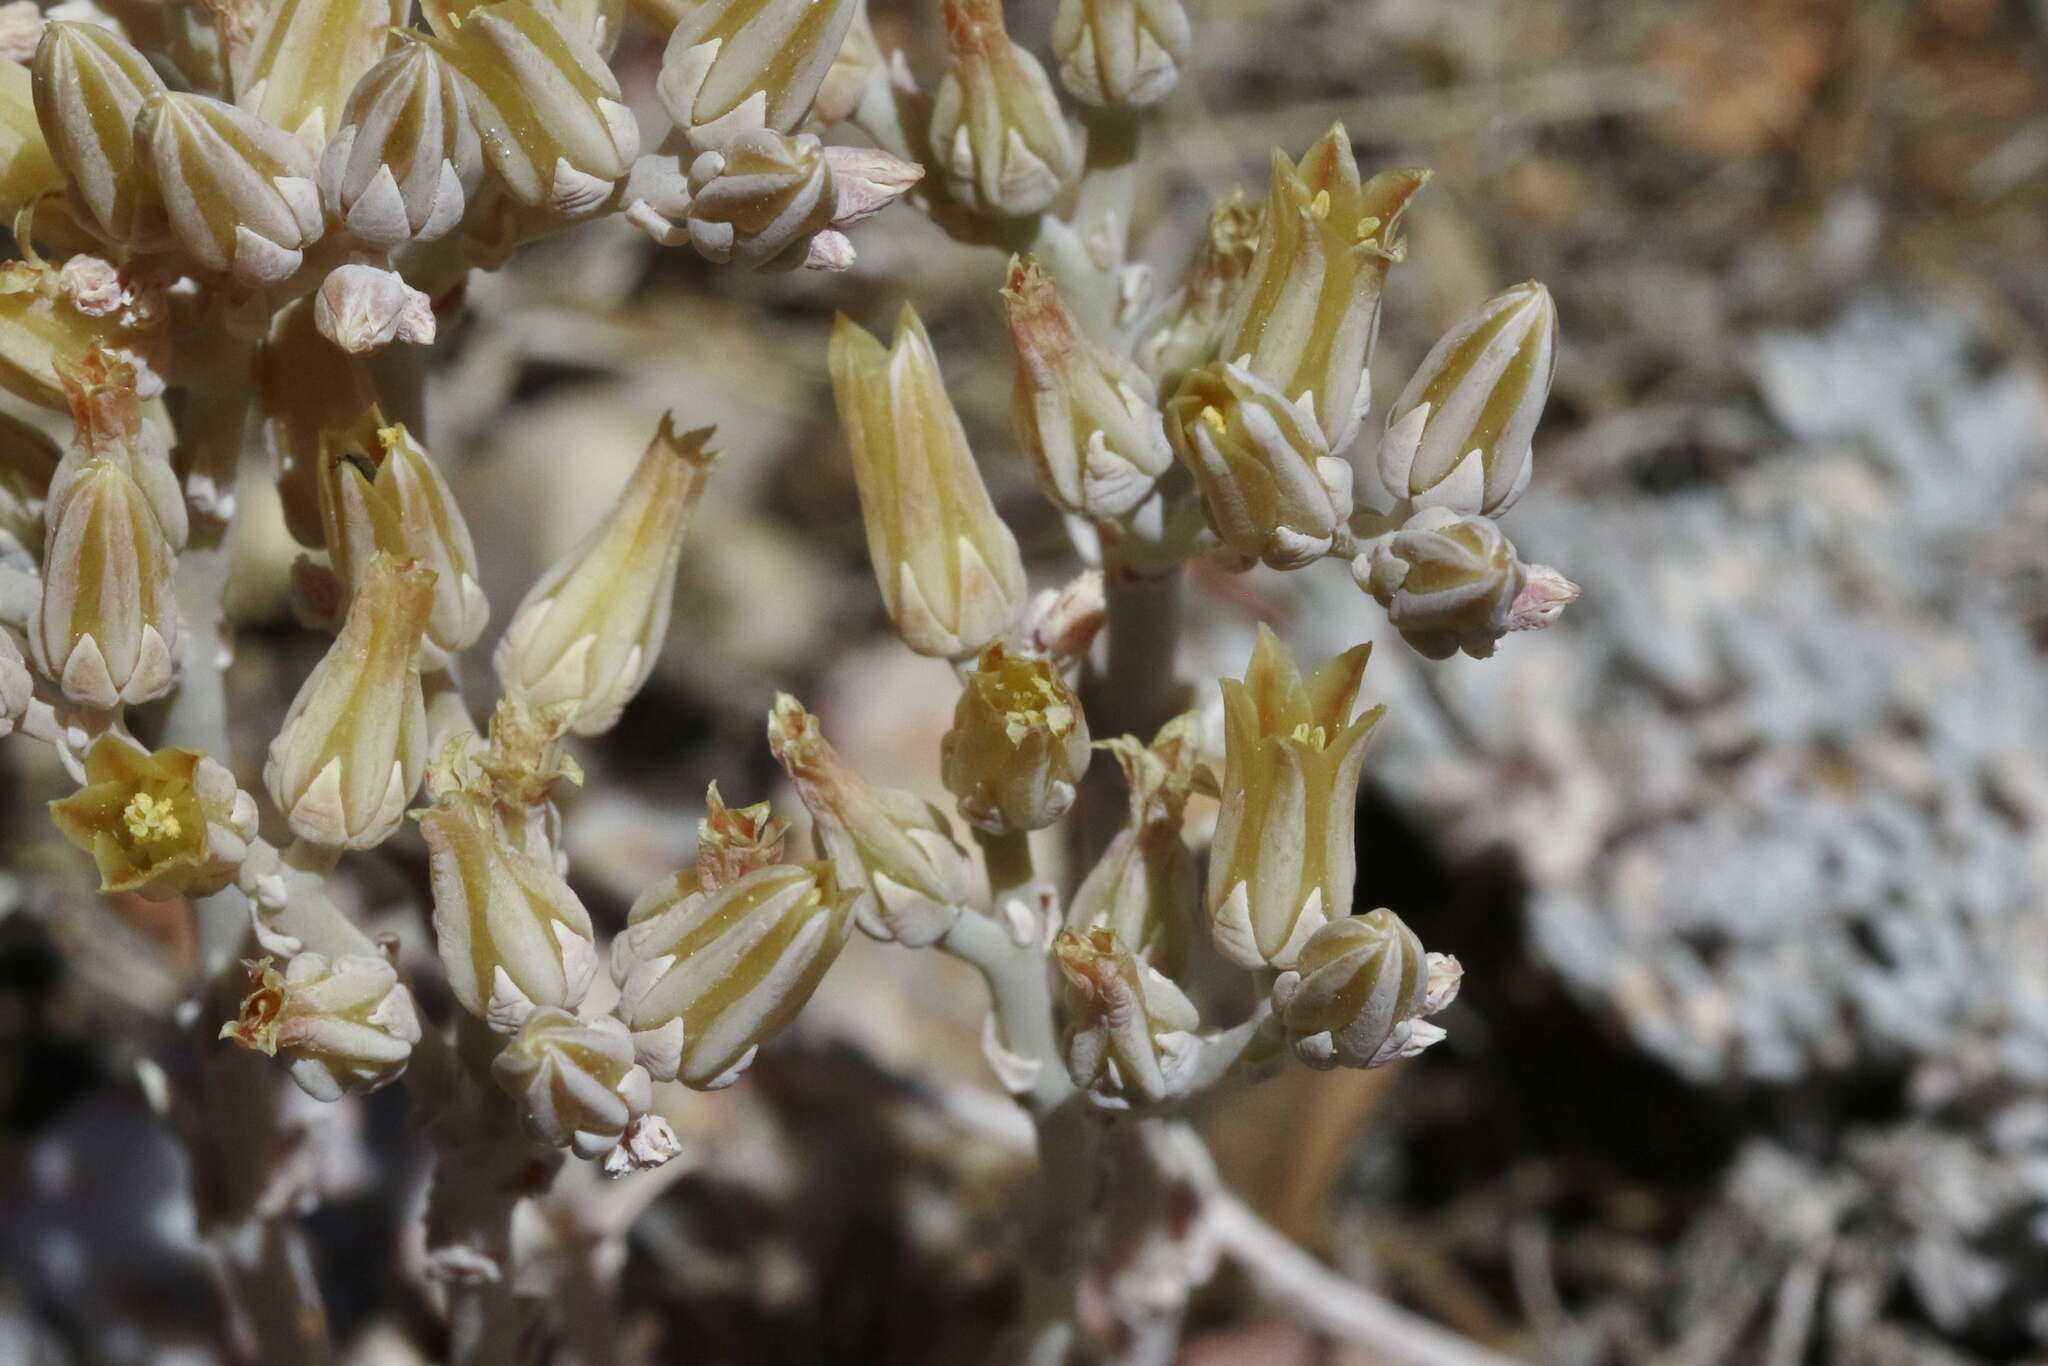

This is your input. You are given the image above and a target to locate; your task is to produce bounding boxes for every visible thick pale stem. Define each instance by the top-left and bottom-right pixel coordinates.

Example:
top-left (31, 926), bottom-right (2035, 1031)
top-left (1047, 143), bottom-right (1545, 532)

top-left (940, 900), bottom-right (1098, 1365)
top-left (978, 826), bottom-right (1036, 908)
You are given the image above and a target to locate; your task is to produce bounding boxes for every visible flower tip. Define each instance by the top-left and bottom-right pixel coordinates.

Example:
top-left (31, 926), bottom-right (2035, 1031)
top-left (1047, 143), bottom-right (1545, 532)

top-left (655, 414), bottom-right (719, 468)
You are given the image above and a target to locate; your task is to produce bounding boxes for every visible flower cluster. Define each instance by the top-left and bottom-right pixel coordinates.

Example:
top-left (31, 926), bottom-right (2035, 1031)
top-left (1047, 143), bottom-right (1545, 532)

top-left (0, 0), bottom-right (1582, 1358)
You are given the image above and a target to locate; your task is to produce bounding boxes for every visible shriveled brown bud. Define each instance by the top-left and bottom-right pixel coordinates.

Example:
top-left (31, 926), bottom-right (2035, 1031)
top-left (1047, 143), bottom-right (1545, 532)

top-left (1065, 713), bottom-right (1200, 976)
top-left (1055, 928), bottom-right (1200, 1107)
top-left (693, 782), bottom-right (789, 891)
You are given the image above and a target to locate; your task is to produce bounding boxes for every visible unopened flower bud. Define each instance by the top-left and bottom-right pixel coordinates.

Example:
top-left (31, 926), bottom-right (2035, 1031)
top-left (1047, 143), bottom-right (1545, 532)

top-left (1220, 126), bottom-right (1428, 453)
top-left (930, 0), bottom-right (1077, 217)
top-left (494, 417), bottom-right (717, 735)
top-left (49, 737), bottom-right (258, 898)
top-left (1066, 713), bottom-right (1199, 975)
top-left (491, 1007), bottom-right (651, 1159)
top-left (317, 411), bottom-right (487, 668)
top-left (1271, 909), bottom-right (1460, 1070)
top-left (693, 781), bottom-right (789, 891)
top-left (234, 0), bottom-right (408, 150)
top-left (656, 0), bottom-right (859, 154)
top-left (31, 357), bottom-right (182, 710)
top-left (32, 21), bottom-right (168, 247)
top-left (222, 952), bottom-right (423, 1101)
top-left (0, 256), bottom-right (167, 412)
top-left (1356, 508), bottom-right (1520, 661)
top-left (1363, 281), bottom-right (1556, 522)
top-left (828, 306), bottom-right (1025, 659)
top-left (0, 630), bottom-right (28, 739)
top-left (1051, 0), bottom-right (1189, 109)
top-left (313, 263), bottom-right (436, 355)
top-left (1054, 928), bottom-right (1199, 1107)
top-left (133, 91), bottom-right (325, 287)
top-left (683, 128), bottom-right (836, 270)
top-left (429, 0), bottom-right (639, 218)
top-left (941, 642), bottom-right (1091, 835)
top-left (1164, 358), bottom-right (1350, 570)
top-left (1208, 626), bottom-right (1382, 971)
top-left (265, 553), bottom-right (433, 849)
top-left (418, 793), bottom-right (599, 1030)
top-left (767, 692), bottom-right (973, 947)
top-left (318, 39), bottom-right (481, 246)
top-left (1136, 190), bottom-right (1261, 392)
top-left (1002, 255), bottom-right (1172, 520)
top-left (612, 859), bottom-right (856, 1088)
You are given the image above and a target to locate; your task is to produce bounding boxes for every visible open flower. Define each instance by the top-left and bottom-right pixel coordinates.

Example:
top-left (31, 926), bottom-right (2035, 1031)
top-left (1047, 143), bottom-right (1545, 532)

top-left (1207, 626), bottom-right (1383, 971)
top-left (1164, 358), bottom-right (1350, 570)
top-left (50, 737), bottom-right (258, 899)
top-left (1271, 909), bottom-right (1462, 1070)
top-left (612, 859), bottom-right (857, 1089)
top-left (768, 693), bottom-right (973, 947)
top-left (829, 306), bottom-right (1025, 659)
top-left (940, 641), bottom-right (1091, 835)
top-left (1219, 126), bottom-right (1428, 454)
top-left (264, 553), bottom-right (433, 849)
top-left (222, 953), bottom-right (423, 1101)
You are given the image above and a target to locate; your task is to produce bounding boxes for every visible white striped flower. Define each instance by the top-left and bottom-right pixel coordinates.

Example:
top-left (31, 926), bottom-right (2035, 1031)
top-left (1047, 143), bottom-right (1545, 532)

top-left (612, 859), bottom-right (856, 1089)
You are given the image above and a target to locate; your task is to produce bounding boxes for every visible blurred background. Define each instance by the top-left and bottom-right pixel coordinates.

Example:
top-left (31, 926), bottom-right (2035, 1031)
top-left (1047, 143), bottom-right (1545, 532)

top-left (4, 0), bottom-right (2048, 1361)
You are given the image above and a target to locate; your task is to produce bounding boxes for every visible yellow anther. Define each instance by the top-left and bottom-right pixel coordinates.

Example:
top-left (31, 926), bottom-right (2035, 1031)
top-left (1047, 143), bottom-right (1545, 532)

top-left (1288, 721), bottom-right (1328, 750)
top-left (123, 791), bottom-right (183, 843)
top-left (1199, 404), bottom-right (1227, 434)
top-left (1309, 189), bottom-right (1331, 219)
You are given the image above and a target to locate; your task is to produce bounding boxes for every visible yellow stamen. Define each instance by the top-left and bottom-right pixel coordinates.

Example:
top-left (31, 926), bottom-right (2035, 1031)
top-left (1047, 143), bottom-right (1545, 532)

top-left (123, 791), bottom-right (183, 843)
top-left (1199, 404), bottom-right (1227, 435)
